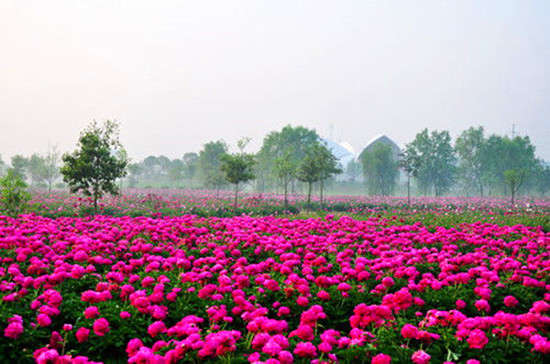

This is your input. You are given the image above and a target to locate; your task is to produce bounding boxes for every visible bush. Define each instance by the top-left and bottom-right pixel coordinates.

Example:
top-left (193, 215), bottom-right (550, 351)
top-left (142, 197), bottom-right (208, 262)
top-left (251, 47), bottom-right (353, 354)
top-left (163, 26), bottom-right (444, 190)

top-left (0, 170), bottom-right (31, 216)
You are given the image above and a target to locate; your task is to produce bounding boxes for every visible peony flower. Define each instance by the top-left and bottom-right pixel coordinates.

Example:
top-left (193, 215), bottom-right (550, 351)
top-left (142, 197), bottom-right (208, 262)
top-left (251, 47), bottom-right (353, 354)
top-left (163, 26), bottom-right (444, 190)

top-left (93, 318), bottom-right (110, 336)
top-left (75, 327), bottom-right (90, 343)
top-left (467, 329), bottom-right (489, 349)
top-left (411, 350), bottom-right (430, 364)
top-left (372, 353), bottom-right (392, 364)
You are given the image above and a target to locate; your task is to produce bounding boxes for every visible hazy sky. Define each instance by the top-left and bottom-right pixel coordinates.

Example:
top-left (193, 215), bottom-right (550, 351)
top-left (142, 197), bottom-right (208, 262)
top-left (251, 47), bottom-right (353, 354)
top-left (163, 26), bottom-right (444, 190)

top-left (1, 0), bottom-right (549, 161)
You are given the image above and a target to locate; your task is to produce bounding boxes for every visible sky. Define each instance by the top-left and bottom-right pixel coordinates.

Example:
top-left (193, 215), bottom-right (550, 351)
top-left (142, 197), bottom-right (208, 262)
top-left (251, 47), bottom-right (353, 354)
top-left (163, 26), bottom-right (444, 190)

top-left (1, 0), bottom-right (549, 161)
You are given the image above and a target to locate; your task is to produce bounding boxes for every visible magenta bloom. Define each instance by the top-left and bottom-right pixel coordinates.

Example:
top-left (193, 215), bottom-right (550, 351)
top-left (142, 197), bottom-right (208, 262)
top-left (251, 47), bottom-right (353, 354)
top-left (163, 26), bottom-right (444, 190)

top-left (84, 306), bottom-right (99, 319)
top-left (467, 329), bottom-right (489, 349)
top-left (411, 350), bottom-right (430, 364)
top-left (37, 314), bottom-right (52, 327)
top-left (4, 322), bottom-right (23, 339)
top-left (372, 353), bottom-right (392, 364)
top-left (503, 295), bottom-right (519, 308)
top-left (147, 321), bottom-right (167, 337)
top-left (93, 318), bottom-right (110, 336)
top-left (294, 342), bottom-right (317, 358)
top-left (75, 327), bottom-right (90, 343)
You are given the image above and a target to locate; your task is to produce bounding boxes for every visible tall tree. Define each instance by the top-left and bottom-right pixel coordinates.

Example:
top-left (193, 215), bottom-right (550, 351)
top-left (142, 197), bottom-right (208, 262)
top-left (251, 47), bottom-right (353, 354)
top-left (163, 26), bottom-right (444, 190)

top-left (345, 159), bottom-right (362, 183)
top-left (296, 142), bottom-right (341, 206)
top-left (399, 148), bottom-right (421, 205)
top-left (455, 126), bottom-right (489, 196)
top-left (182, 152), bottom-right (199, 186)
top-left (484, 135), bottom-right (538, 198)
top-left (198, 140), bottom-right (228, 193)
top-left (61, 120), bottom-right (128, 210)
top-left (39, 145), bottom-right (61, 191)
top-left (10, 155), bottom-right (29, 181)
top-left (168, 159), bottom-right (184, 188)
top-left (220, 153), bottom-right (256, 210)
top-left (257, 125), bottom-right (320, 193)
top-left (406, 129), bottom-right (456, 196)
top-left (360, 143), bottom-right (399, 196)
top-left (28, 154), bottom-right (45, 187)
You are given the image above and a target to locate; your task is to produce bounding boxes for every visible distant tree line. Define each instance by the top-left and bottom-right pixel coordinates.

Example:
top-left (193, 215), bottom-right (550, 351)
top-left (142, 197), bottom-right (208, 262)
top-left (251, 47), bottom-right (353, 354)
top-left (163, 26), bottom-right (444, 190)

top-left (1, 124), bottom-right (549, 205)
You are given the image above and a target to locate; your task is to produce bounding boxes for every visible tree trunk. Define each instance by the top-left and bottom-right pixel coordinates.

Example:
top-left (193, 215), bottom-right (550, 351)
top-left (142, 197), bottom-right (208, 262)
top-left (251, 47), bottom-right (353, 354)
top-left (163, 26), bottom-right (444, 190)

top-left (320, 178), bottom-right (324, 207)
top-left (234, 183), bottom-right (239, 211)
top-left (283, 178), bottom-right (288, 207)
top-left (307, 182), bottom-right (312, 207)
top-left (407, 175), bottom-right (411, 205)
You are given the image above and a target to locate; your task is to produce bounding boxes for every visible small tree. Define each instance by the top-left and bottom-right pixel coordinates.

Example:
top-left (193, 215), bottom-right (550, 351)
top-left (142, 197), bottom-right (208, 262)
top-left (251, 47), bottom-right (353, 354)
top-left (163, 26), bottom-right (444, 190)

top-left (399, 148), bottom-right (421, 205)
top-left (0, 170), bottom-right (31, 216)
top-left (220, 153), bottom-right (256, 210)
top-left (504, 169), bottom-right (526, 205)
top-left (39, 145), bottom-right (61, 191)
top-left (61, 120), bottom-right (128, 211)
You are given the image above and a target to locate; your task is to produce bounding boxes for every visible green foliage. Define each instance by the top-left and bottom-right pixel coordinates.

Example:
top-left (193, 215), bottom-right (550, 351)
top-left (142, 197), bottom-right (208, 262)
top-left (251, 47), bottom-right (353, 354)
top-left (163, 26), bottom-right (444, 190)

top-left (220, 153), bottom-right (256, 209)
top-left (360, 143), bottom-right (399, 195)
top-left (198, 140), bottom-right (228, 191)
top-left (406, 129), bottom-right (456, 196)
top-left (61, 120), bottom-right (128, 210)
top-left (455, 126), bottom-right (489, 196)
top-left (0, 169), bottom-right (31, 215)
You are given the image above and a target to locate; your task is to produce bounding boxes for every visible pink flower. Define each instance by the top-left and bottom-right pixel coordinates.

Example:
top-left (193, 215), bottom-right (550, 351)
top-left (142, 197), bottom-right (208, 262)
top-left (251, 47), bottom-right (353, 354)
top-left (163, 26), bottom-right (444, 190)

top-left (475, 299), bottom-right (490, 313)
top-left (120, 311), bottom-right (131, 319)
top-left (84, 306), bottom-right (99, 319)
top-left (466, 360), bottom-right (481, 364)
top-left (456, 300), bottom-right (466, 310)
top-left (503, 296), bottom-right (519, 308)
top-left (296, 296), bottom-right (309, 307)
top-left (37, 314), bottom-right (51, 327)
top-left (467, 329), bottom-right (488, 349)
top-left (147, 321), bottom-right (167, 337)
top-left (372, 353), bottom-right (392, 364)
top-left (75, 327), bottom-right (90, 343)
top-left (411, 350), bottom-right (430, 364)
top-left (401, 324), bottom-right (418, 339)
top-left (93, 318), bottom-right (110, 336)
top-left (293, 342), bottom-right (317, 358)
top-left (4, 322), bottom-right (23, 339)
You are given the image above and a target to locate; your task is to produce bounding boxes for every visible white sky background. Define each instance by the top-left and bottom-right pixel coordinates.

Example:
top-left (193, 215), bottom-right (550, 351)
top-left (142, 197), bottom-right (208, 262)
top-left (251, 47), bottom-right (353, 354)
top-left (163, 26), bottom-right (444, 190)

top-left (1, 0), bottom-right (549, 161)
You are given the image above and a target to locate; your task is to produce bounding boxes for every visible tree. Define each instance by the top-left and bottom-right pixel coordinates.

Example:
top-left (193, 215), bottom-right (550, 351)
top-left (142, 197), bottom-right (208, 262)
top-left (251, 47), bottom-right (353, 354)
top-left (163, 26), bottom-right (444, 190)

top-left (220, 153), bottom-right (256, 210)
top-left (39, 145), bottom-right (61, 191)
top-left (316, 142), bottom-right (342, 206)
top-left (182, 152), bottom-right (199, 186)
top-left (10, 155), bottom-right (29, 181)
top-left (61, 120), bottom-right (128, 210)
top-left (504, 169), bottom-right (525, 204)
top-left (198, 140), bottom-right (228, 193)
top-left (296, 142), bottom-right (341, 206)
top-left (0, 170), bottom-right (31, 216)
top-left (455, 126), bottom-right (489, 196)
top-left (168, 159), bottom-right (184, 188)
top-left (257, 125), bottom-right (320, 193)
top-left (484, 135), bottom-right (538, 197)
top-left (406, 129), bottom-right (456, 196)
top-left (399, 148), bottom-right (421, 205)
top-left (360, 143), bottom-right (399, 196)
top-left (533, 162), bottom-right (550, 197)
top-left (345, 159), bottom-right (362, 183)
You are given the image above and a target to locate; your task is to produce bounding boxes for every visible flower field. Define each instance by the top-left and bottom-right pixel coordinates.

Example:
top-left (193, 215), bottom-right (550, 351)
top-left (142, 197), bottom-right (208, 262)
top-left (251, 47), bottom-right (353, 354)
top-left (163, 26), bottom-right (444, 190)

top-left (0, 209), bottom-right (548, 363)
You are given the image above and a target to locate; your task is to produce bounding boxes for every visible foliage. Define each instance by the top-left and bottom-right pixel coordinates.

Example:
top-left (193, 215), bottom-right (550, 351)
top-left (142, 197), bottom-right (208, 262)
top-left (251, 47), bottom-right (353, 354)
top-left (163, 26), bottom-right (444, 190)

top-left (60, 120), bottom-right (128, 210)
top-left (198, 140), bottom-right (228, 192)
top-left (406, 129), bottom-right (456, 196)
top-left (455, 126), bottom-right (489, 196)
top-left (360, 143), bottom-right (399, 196)
top-left (0, 169), bottom-right (31, 215)
top-left (220, 152), bottom-right (256, 209)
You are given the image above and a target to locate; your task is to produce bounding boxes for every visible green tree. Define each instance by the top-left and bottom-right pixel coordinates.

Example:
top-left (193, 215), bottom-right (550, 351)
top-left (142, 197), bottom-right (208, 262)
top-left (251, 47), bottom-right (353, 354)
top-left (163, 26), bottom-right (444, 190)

top-left (182, 152), bottom-right (199, 187)
top-left (484, 135), bottom-right (538, 197)
top-left (168, 159), bottom-right (184, 188)
top-left (257, 125), bottom-right (320, 193)
top-left (406, 129), bottom-right (456, 196)
top-left (399, 148), bottom-right (421, 205)
top-left (220, 153), bottom-right (256, 210)
top-left (345, 159), bottom-right (362, 183)
top-left (10, 154), bottom-right (29, 181)
top-left (28, 154), bottom-right (46, 187)
top-left (296, 142), bottom-right (341, 206)
top-left (455, 126), bottom-right (489, 196)
top-left (533, 162), bottom-right (550, 197)
top-left (360, 143), bottom-right (399, 196)
top-left (198, 140), bottom-right (228, 193)
top-left (0, 170), bottom-right (31, 216)
top-left (38, 145), bottom-right (61, 191)
top-left (61, 120), bottom-right (128, 210)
